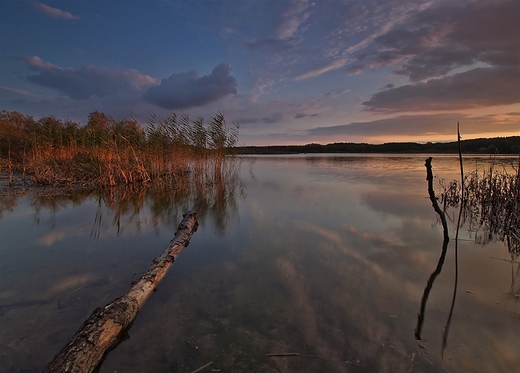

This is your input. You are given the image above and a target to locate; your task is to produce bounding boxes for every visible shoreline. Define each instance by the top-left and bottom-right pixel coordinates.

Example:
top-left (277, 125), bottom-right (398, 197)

top-left (234, 135), bottom-right (520, 155)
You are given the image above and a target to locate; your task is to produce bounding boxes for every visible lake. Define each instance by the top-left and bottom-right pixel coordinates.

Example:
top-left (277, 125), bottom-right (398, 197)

top-left (0, 154), bottom-right (518, 373)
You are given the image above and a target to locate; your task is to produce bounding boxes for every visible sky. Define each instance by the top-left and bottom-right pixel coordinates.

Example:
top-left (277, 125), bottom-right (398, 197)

top-left (0, 0), bottom-right (519, 146)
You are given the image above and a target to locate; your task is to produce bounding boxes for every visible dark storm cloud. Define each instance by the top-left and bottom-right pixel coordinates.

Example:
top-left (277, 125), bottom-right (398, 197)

top-left (307, 113), bottom-right (520, 138)
top-left (144, 64), bottom-right (237, 110)
top-left (22, 56), bottom-right (158, 100)
top-left (363, 66), bottom-right (519, 112)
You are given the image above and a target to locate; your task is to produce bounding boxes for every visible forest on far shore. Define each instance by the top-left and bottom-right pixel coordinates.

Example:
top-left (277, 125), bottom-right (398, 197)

top-left (235, 136), bottom-right (520, 155)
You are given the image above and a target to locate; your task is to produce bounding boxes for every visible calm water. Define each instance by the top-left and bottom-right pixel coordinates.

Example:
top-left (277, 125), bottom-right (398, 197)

top-left (0, 154), bottom-right (518, 373)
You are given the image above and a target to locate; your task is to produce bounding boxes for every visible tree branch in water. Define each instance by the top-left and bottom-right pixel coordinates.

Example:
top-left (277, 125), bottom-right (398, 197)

top-left (415, 157), bottom-right (450, 340)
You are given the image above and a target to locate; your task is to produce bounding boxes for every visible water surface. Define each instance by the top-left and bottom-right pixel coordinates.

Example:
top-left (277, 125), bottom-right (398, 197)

top-left (0, 154), bottom-right (518, 373)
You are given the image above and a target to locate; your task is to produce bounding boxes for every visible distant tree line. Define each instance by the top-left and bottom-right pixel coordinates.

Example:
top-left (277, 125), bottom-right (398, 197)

top-left (235, 137), bottom-right (520, 155)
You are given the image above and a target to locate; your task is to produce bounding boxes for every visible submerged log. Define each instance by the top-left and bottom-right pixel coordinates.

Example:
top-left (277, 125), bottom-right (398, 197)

top-left (43, 211), bottom-right (198, 373)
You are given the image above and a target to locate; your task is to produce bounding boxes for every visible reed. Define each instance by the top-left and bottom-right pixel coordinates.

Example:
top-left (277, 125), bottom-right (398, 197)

top-left (0, 110), bottom-right (239, 188)
top-left (0, 156), bottom-right (242, 237)
top-left (439, 156), bottom-right (520, 257)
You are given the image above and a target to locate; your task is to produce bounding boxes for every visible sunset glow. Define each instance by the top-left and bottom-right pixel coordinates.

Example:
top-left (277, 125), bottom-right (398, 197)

top-left (1, 0), bottom-right (518, 145)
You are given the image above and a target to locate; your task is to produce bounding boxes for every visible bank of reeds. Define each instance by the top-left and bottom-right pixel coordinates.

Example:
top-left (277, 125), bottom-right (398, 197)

top-left (0, 110), bottom-right (239, 188)
top-left (439, 156), bottom-right (520, 257)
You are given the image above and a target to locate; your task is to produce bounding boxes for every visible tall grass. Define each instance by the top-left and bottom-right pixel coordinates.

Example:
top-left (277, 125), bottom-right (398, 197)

top-left (0, 110), bottom-right (239, 188)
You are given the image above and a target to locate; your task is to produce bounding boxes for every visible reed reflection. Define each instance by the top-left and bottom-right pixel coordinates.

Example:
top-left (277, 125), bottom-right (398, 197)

top-left (508, 261), bottom-right (520, 301)
top-left (0, 158), bottom-right (243, 236)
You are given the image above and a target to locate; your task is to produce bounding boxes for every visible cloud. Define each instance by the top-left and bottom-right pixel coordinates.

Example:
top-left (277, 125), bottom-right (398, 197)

top-left (250, 77), bottom-right (276, 102)
top-left (22, 56), bottom-right (158, 100)
top-left (355, 0), bottom-right (519, 81)
top-left (295, 57), bottom-right (351, 80)
top-left (276, 0), bottom-right (310, 40)
top-left (34, 2), bottom-right (80, 20)
top-left (362, 66), bottom-right (519, 112)
top-left (323, 89), bottom-right (350, 98)
top-left (262, 112), bottom-right (283, 123)
top-left (246, 0), bottom-right (310, 51)
top-left (0, 86), bottom-right (36, 99)
top-left (307, 113), bottom-right (520, 138)
top-left (235, 117), bottom-right (261, 125)
top-left (144, 64), bottom-right (237, 110)
top-left (294, 0), bottom-right (433, 80)
top-left (346, 65), bottom-right (364, 76)
top-left (351, 1), bottom-right (519, 114)
top-left (295, 112), bottom-right (318, 119)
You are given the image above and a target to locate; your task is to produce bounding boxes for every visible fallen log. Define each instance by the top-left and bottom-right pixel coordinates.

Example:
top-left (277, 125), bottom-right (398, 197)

top-left (43, 211), bottom-right (198, 373)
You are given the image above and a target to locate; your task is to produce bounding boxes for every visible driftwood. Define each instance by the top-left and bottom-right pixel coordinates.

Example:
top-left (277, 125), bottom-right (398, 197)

top-left (43, 211), bottom-right (198, 373)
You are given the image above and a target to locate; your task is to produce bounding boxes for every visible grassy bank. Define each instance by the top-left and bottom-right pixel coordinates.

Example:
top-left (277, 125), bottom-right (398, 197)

top-left (0, 110), bottom-right (239, 188)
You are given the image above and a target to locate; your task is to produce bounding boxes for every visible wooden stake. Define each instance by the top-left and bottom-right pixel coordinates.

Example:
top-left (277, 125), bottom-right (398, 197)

top-left (43, 211), bottom-right (198, 373)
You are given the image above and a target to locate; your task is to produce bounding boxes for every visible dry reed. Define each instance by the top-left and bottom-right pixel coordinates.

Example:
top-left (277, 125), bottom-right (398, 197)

top-left (439, 156), bottom-right (520, 258)
top-left (0, 110), bottom-right (239, 189)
